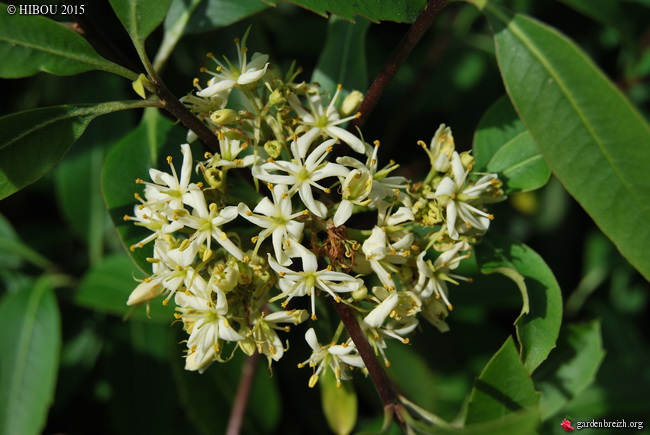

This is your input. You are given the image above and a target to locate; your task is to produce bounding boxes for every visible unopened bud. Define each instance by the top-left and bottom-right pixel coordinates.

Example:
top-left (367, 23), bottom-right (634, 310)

top-left (269, 88), bottom-right (286, 106)
top-left (340, 90), bottom-right (363, 117)
top-left (264, 140), bottom-right (283, 159)
top-left (210, 109), bottom-right (237, 125)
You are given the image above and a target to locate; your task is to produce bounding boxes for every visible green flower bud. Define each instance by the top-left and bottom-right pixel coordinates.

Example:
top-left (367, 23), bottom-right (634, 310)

top-left (340, 90), bottom-right (363, 117)
top-left (210, 108), bottom-right (238, 125)
top-left (352, 283), bottom-right (368, 300)
top-left (264, 140), bottom-right (283, 159)
top-left (269, 88), bottom-right (286, 106)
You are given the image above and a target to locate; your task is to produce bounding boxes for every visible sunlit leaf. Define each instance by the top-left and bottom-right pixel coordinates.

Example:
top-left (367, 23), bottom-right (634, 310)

top-left (0, 5), bottom-right (135, 79)
top-left (0, 277), bottom-right (61, 435)
top-left (470, 0), bottom-right (650, 281)
top-left (465, 337), bottom-right (540, 425)
top-left (475, 233), bottom-right (562, 373)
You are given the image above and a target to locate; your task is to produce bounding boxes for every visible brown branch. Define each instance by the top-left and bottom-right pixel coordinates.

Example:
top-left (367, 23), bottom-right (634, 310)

top-left (226, 352), bottom-right (261, 435)
top-left (152, 79), bottom-right (221, 152)
top-left (352, 0), bottom-right (450, 130)
top-left (333, 301), bottom-right (405, 430)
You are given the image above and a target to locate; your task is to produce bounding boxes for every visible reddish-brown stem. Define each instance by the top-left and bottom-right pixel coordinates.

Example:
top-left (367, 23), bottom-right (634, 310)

top-left (352, 0), bottom-right (450, 130)
top-left (226, 352), bottom-right (261, 435)
top-left (333, 301), bottom-right (405, 430)
top-left (151, 78), bottom-right (221, 153)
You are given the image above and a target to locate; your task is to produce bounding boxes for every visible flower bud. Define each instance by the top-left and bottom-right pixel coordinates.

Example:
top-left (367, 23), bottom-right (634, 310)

top-left (340, 90), bottom-right (363, 117)
top-left (264, 140), bottom-right (283, 159)
top-left (210, 108), bottom-right (237, 125)
top-left (269, 88), bottom-right (286, 106)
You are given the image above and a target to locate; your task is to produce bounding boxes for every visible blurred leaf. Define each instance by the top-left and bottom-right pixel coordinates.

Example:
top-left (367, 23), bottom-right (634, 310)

top-left (473, 95), bottom-right (550, 192)
top-left (472, 0), bottom-right (650, 281)
top-left (0, 213), bottom-right (53, 270)
top-left (0, 101), bottom-right (153, 200)
top-left (0, 276), bottom-right (61, 435)
top-left (109, 0), bottom-right (173, 49)
top-left (476, 233), bottom-right (562, 373)
top-left (74, 252), bottom-right (176, 322)
top-left (465, 337), bottom-right (540, 425)
top-left (0, 5), bottom-right (135, 79)
top-left (168, 0), bottom-right (270, 35)
top-left (268, 0), bottom-right (427, 23)
top-left (386, 343), bottom-right (438, 411)
top-left (557, 0), bottom-right (632, 43)
top-left (424, 409), bottom-right (540, 435)
top-left (101, 109), bottom-right (186, 273)
top-left (533, 320), bottom-right (605, 420)
top-left (312, 16), bottom-right (370, 98)
top-left (320, 368), bottom-right (357, 435)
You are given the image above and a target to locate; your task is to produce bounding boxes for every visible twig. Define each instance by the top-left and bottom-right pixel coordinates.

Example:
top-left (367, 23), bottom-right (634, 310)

top-left (352, 0), bottom-right (450, 130)
top-left (226, 352), bottom-right (261, 435)
top-left (333, 301), bottom-right (406, 431)
top-left (152, 78), bottom-right (221, 152)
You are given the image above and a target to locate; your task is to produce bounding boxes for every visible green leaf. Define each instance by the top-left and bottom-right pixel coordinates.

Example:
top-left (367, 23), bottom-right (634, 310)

top-left (474, 96), bottom-right (550, 193)
top-left (465, 337), bottom-right (540, 425)
top-left (320, 368), bottom-right (357, 435)
top-left (424, 409), bottom-right (540, 435)
top-left (0, 213), bottom-right (53, 270)
top-left (74, 252), bottom-right (176, 322)
top-left (533, 320), bottom-right (605, 420)
top-left (101, 109), bottom-right (187, 273)
top-left (0, 5), bottom-right (135, 79)
top-left (472, 0), bottom-right (650, 281)
top-left (169, 0), bottom-right (270, 35)
top-left (312, 16), bottom-right (370, 98)
top-left (0, 101), bottom-right (154, 200)
top-left (475, 233), bottom-right (563, 373)
top-left (109, 0), bottom-right (173, 48)
top-left (0, 276), bottom-right (61, 435)
top-left (269, 0), bottom-right (427, 23)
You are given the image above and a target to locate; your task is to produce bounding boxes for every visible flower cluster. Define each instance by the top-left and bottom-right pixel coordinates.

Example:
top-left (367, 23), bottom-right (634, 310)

top-left (126, 32), bottom-right (505, 385)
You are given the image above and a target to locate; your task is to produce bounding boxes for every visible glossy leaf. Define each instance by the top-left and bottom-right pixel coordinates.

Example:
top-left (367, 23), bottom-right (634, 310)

top-left (465, 337), bottom-right (540, 425)
top-left (312, 16), bottom-right (370, 98)
top-left (0, 6), bottom-right (135, 79)
top-left (320, 368), bottom-right (357, 435)
top-left (74, 253), bottom-right (176, 322)
top-left (472, 0), bottom-right (650, 281)
top-left (109, 0), bottom-right (173, 48)
top-left (533, 320), bottom-right (605, 420)
top-left (475, 233), bottom-right (562, 373)
top-left (266, 0), bottom-right (427, 23)
top-left (473, 96), bottom-right (550, 193)
top-left (0, 277), bottom-right (61, 435)
top-left (101, 109), bottom-right (187, 273)
top-left (0, 101), bottom-right (153, 200)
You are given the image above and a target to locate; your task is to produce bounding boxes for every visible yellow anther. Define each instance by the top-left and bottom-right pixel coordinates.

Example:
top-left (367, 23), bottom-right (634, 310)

top-left (206, 52), bottom-right (214, 58)
top-left (123, 215), bottom-right (130, 221)
top-left (324, 188), bottom-right (331, 194)
top-left (373, 140), bottom-right (380, 147)
top-left (166, 156), bottom-right (173, 164)
top-left (200, 67), bottom-right (208, 72)
top-left (251, 236), bottom-right (259, 243)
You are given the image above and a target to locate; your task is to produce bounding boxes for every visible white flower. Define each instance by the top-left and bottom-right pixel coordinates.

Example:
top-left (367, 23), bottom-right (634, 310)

top-left (245, 309), bottom-right (309, 364)
top-left (137, 143), bottom-right (197, 211)
top-left (362, 287), bottom-right (421, 344)
top-left (413, 242), bottom-right (471, 309)
top-left (299, 328), bottom-right (365, 388)
top-left (435, 152), bottom-right (495, 240)
top-left (267, 246), bottom-right (364, 319)
top-left (361, 226), bottom-right (408, 290)
top-left (252, 139), bottom-right (349, 218)
top-left (420, 124), bottom-right (455, 173)
top-left (176, 277), bottom-right (244, 373)
top-left (179, 189), bottom-right (243, 261)
top-left (288, 84), bottom-right (365, 156)
top-left (197, 31), bottom-right (269, 97)
top-left (208, 136), bottom-right (261, 169)
top-left (237, 184), bottom-right (306, 266)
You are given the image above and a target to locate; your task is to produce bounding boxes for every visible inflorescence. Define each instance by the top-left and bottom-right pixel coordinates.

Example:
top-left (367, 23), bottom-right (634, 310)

top-left (125, 30), bottom-right (505, 387)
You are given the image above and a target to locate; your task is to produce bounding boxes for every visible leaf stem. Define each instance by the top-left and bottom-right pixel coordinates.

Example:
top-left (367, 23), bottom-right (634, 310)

top-left (352, 0), bottom-right (450, 130)
top-left (333, 301), bottom-right (406, 431)
top-left (226, 352), bottom-right (261, 435)
top-left (151, 78), bottom-right (221, 152)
